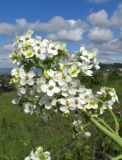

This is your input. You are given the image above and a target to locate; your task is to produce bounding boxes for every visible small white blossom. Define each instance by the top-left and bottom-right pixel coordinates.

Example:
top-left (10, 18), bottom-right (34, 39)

top-left (24, 146), bottom-right (51, 160)
top-left (41, 80), bottom-right (60, 97)
top-left (19, 69), bottom-right (35, 86)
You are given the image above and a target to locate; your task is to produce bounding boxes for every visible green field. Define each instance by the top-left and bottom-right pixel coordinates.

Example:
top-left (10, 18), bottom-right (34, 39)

top-left (0, 77), bottom-right (122, 160)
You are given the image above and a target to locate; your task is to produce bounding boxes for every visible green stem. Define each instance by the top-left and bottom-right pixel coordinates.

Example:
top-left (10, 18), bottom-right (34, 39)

top-left (96, 117), bottom-right (114, 133)
top-left (97, 98), bottom-right (119, 134)
top-left (90, 116), bottom-right (122, 148)
top-left (111, 154), bottom-right (122, 160)
top-left (108, 108), bottom-right (119, 134)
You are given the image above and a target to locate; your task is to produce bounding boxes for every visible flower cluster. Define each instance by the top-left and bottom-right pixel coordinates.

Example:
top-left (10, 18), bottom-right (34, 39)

top-left (72, 120), bottom-right (91, 138)
top-left (24, 146), bottom-right (51, 160)
top-left (71, 46), bottom-right (100, 76)
top-left (10, 31), bottom-right (118, 117)
top-left (96, 87), bottom-right (119, 114)
top-left (10, 30), bottom-right (67, 65)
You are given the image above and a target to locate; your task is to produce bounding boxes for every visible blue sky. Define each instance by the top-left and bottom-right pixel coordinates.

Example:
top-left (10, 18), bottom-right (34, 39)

top-left (0, 0), bottom-right (122, 67)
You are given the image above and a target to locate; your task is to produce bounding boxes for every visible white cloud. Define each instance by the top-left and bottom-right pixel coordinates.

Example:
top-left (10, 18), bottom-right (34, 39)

top-left (0, 16), bottom-right (87, 41)
top-left (2, 44), bottom-right (13, 50)
top-left (88, 27), bottom-right (113, 42)
top-left (31, 16), bottom-right (87, 41)
top-left (88, 4), bottom-right (122, 28)
top-left (0, 23), bottom-right (16, 35)
top-left (111, 4), bottom-right (122, 27)
top-left (47, 28), bottom-right (84, 41)
top-left (102, 38), bottom-right (122, 53)
top-left (88, 10), bottom-right (110, 27)
top-left (88, 0), bottom-right (109, 4)
top-left (1, 4), bottom-right (122, 64)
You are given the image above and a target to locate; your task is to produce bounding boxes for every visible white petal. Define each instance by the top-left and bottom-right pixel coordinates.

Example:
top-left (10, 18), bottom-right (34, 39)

top-left (47, 90), bottom-right (54, 97)
top-left (70, 105), bottom-right (76, 111)
top-left (20, 79), bottom-right (26, 86)
top-left (28, 71), bottom-right (35, 78)
top-left (19, 70), bottom-right (26, 78)
top-left (27, 79), bottom-right (34, 86)
top-left (68, 88), bottom-right (76, 95)
top-left (58, 79), bottom-right (65, 86)
top-left (53, 87), bottom-right (60, 93)
top-left (60, 106), bottom-right (67, 112)
top-left (19, 87), bottom-right (26, 94)
top-left (41, 84), bottom-right (48, 92)
top-left (40, 47), bottom-right (46, 53)
top-left (38, 53), bottom-right (46, 60)
top-left (24, 156), bottom-right (30, 160)
top-left (66, 75), bottom-right (72, 82)
top-left (52, 50), bottom-right (58, 55)
top-left (49, 80), bottom-right (55, 86)
top-left (45, 103), bottom-right (52, 110)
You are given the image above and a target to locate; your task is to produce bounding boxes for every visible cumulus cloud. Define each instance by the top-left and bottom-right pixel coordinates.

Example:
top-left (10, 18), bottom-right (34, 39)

top-left (47, 28), bottom-right (84, 41)
top-left (111, 4), bottom-right (122, 27)
top-left (88, 10), bottom-right (110, 27)
top-left (101, 38), bottom-right (122, 53)
top-left (1, 4), bottom-right (122, 64)
top-left (0, 16), bottom-right (87, 42)
top-left (0, 23), bottom-right (16, 35)
top-left (97, 53), bottom-right (122, 63)
top-left (87, 4), bottom-right (122, 63)
top-left (88, 4), bottom-right (122, 28)
top-left (88, 27), bottom-right (113, 42)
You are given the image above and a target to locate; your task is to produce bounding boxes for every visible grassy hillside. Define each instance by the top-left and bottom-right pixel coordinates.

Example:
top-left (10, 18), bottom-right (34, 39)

top-left (0, 77), bottom-right (122, 160)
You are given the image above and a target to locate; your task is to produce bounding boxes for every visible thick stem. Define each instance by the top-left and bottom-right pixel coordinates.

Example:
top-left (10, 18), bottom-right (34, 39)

top-left (96, 117), bottom-right (114, 133)
top-left (90, 116), bottom-right (122, 148)
top-left (108, 108), bottom-right (119, 134)
top-left (97, 99), bottom-right (119, 134)
top-left (111, 154), bottom-right (122, 160)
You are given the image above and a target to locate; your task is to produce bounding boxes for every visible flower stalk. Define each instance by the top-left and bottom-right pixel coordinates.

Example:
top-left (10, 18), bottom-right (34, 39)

top-left (89, 116), bottom-right (122, 148)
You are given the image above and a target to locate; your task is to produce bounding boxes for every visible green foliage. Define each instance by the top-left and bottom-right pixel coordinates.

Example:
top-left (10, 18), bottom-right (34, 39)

top-left (108, 69), bottom-right (120, 81)
top-left (0, 78), bottom-right (122, 159)
top-left (81, 70), bottom-right (105, 88)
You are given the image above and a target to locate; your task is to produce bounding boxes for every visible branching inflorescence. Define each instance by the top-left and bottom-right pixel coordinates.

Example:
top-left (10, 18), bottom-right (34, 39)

top-left (10, 30), bottom-right (122, 160)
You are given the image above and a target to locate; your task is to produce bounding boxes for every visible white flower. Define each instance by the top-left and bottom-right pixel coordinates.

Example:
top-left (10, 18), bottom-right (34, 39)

top-left (41, 39), bottom-right (49, 47)
top-left (94, 59), bottom-right (100, 70)
top-left (59, 98), bottom-right (76, 112)
top-left (81, 63), bottom-right (93, 76)
top-left (34, 45), bottom-right (46, 60)
top-left (72, 120), bottom-right (83, 133)
top-left (39, 97), bottom-right (56, 110)
top-left (80, 48), bottom-right (95, 63)
top-left (11, 31), bottom-right (118, 118)
top-left (24, 146), bottom-right (51, 160)
top-left (100, 104), bottom-right (107, 114)
top-left (84, 99), bottom-right (98, 110)
top-left (41, 80), bottom-right (60, 96)
top-left (37, 77), bottom-right (46, 93)
top-left (47, 43), bottom-right (58, 56)
top-left (73, 120), bottom-right (82, 127)
top-left (23, 48), bottom-right (34, 58)
top-left (53, 69), bottom-right (72, 86)
top-left (73, 97), bottom-right (82, 109)
top-left (18, 87), bottom-right (26, 94)
top-left (23, 102), bottom-right (31, 113)
top-left (80, 46), bottom-right (86, 52)
top-left (11, 68), bottom-right (19, 76)
top-left (46, 69), bottom-right (56, 78)
top-left (68, 64), bottom-right (80, 77)
top-left (12, 99), bottom-right (18, 104)
top-left (19, 30), bottom-right (33, 43)
top-left (19, 69), bottom-right (35, 86)
top-left (84, 132), bottom-right (91, 138)
top-left (61, 80), bottom-right (78, 96)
